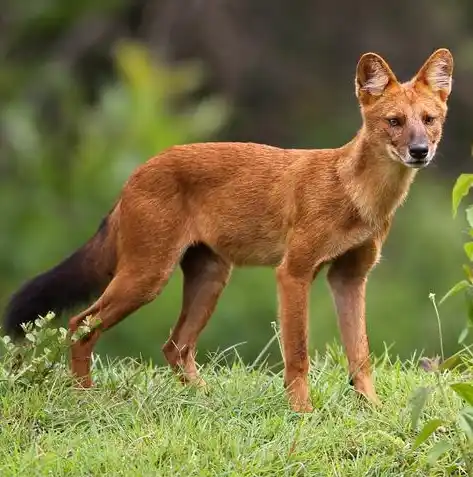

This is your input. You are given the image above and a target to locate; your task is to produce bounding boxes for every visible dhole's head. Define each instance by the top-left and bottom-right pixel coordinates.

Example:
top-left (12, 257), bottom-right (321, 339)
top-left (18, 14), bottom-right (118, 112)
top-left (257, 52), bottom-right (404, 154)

top-left (355, 48), bottom-right (453, 169)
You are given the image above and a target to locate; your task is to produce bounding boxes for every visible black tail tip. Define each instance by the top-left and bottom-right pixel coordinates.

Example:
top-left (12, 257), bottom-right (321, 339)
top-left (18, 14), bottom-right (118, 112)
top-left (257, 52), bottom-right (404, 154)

top-left (2, 276), bottom-right (57, 339)
top-left (2, 294), bottom-right (32, 339)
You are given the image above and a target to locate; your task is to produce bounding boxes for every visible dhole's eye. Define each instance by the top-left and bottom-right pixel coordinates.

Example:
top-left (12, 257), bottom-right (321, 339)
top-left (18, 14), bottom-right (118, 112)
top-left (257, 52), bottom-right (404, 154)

top-left (423, 115), bottom-right (436, 125)
top-left (387, 117), bottom-right (401, 127)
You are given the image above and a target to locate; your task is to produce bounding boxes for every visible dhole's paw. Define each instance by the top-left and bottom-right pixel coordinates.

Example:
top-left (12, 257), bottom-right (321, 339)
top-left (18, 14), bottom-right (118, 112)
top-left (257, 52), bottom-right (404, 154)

top-left (190, 376), bottom-right (208, 391)
top-left (351, 376), bottom-right (382, 407)
top-left (356, 389), bottom-right (382, 407)
top-left (285, 377), bottom-right (313, 413)
top-left (180, 373), bottom-right (210, 395)
top-left (290, 399), bottom-right (314, 413)
top-left (73, 376), bottom-right (93, 389)
top-left (288, 390), bottom-right (314, 413)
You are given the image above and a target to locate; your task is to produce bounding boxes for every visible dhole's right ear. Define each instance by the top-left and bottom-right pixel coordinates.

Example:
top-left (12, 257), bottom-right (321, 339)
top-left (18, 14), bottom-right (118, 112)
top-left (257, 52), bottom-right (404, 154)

top-left (355, 53), bottom-right (398, 105)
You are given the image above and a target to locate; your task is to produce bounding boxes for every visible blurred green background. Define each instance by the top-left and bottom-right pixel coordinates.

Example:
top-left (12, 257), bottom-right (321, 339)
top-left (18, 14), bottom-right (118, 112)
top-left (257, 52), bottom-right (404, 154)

top-left (1, 1), bottom-right (473, 366)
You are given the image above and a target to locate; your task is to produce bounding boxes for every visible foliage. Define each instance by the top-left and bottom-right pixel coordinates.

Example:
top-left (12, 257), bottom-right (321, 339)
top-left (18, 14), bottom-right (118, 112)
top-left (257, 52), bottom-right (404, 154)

top-left (440, 172), bottom-right (473, 342)
top-left (0, 313), bottom-right (69, 387)
top-left (409, 167), bottom-right (473, 473)
top-left (0, 325), bottom-right (471, 476)
top-left (0, 312), bottom-right (100, 387)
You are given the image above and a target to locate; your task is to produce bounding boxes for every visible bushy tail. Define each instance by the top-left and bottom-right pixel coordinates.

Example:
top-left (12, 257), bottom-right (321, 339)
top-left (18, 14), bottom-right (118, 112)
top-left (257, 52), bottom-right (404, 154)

top-left (3, 208), bottom-right (119, 338)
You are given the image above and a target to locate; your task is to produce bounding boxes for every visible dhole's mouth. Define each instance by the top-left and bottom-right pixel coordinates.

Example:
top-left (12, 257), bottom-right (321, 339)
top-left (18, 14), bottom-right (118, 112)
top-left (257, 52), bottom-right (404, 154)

top-left (386, 145), bottom-right (432, 169)
top-left (404, 158), bottom-right (430, 169)
top-left (405, 147), bottom-right (436, 169)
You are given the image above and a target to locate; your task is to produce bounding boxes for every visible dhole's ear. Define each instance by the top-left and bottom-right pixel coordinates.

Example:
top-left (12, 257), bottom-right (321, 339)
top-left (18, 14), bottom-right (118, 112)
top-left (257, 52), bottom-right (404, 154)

top-left (355, 53), bottom-right (398, 103)
top-left (414, 48), bottom-right (454, 102)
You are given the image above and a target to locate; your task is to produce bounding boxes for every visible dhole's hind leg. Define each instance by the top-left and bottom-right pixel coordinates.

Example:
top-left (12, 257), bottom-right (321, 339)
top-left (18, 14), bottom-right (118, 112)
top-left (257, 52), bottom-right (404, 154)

top-left (162, 244), bottom-right (231, 385)
top-left (68, 183), bottom-right (192, 387)
top-left (69, 256), bottom-right (181, 387)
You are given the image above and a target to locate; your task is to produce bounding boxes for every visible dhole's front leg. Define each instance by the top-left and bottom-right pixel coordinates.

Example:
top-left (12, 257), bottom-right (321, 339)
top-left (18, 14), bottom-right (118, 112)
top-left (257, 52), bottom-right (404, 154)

top-left (327, 240), bottom-right (381, 406)
top-left (276, 257), bottom-right (316, 413)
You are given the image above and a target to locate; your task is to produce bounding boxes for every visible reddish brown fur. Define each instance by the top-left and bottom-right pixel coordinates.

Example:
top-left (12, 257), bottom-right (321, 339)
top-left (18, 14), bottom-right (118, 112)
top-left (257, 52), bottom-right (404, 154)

top-left (67, 49), bottom-right (453, 412)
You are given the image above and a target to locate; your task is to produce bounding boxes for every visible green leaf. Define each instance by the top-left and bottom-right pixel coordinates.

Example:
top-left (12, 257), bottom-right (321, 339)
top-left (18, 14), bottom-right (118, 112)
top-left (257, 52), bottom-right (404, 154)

top-left (439, 280), bottom-right (470, 305)
top-left (413, 418), bottom-right (444, 449)
top-left (464, 265), bottom-right (473, 283)
top-left (450, 382), bottom-right (473, 406)
top-left (410, 386), bottom-right (433, 430)
top-left (427, 439), bottom-right (453, 464)
top-left (25, 333), bottom-right (35, 343)
top-left (34, 318), bottom-right (44, 328)
top-left (44, 312), bottom-right (56, 322)
top-left (465, 242), bottom-right (473, 261)
top-left (467, 290), bottom-right (473, 328)
top-left (459, 407), bottom-right (473, 441)
top-left (439, 354), bottom-right (461, 371)
top-left (467, 206), bottom-right (473, 229)
top-left (459, 327), bottom-right (469, 344)
top-left (452, 174), bottom-right (473, 217)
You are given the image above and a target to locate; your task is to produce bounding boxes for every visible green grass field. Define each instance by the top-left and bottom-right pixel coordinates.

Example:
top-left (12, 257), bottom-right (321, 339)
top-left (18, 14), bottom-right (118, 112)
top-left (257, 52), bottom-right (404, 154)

top-left (0, 345), bottom-right (470, 477)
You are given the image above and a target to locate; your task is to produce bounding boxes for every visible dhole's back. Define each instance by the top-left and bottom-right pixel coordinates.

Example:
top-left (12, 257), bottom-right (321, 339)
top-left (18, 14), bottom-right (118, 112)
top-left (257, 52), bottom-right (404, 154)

top-left (126, 142), bottom-right (306, 266)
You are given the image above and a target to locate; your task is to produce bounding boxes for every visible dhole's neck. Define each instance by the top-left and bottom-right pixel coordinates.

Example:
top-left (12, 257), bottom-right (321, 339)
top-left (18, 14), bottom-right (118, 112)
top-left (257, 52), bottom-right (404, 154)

top-left (338, 128), bottom-right (417, 224)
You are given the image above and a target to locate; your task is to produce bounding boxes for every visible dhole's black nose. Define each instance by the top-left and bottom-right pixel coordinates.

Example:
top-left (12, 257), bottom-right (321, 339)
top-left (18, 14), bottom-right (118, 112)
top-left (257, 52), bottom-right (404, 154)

top-left (408, 144), bottom-right (429, 160)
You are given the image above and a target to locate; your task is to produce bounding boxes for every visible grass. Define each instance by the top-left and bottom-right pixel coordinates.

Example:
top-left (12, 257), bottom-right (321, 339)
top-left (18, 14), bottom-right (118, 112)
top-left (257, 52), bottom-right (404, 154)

top-left (0, 345), bottom-right (469, 477)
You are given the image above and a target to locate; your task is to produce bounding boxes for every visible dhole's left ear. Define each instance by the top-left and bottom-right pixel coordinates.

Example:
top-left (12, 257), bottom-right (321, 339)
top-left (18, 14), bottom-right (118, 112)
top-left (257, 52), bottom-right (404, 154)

top-left (414, 48), bottom-right (454, 102)
top-left (355, 52), bottom-right (398, 104)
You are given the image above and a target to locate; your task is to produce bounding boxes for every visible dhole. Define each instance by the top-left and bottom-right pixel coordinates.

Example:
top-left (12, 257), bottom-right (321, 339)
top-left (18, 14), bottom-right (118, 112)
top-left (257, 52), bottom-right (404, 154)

top-left (3, 49), bottom-right (453, 412)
